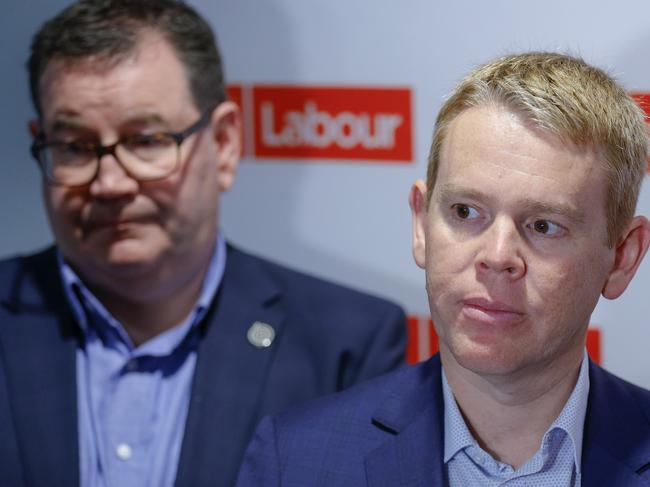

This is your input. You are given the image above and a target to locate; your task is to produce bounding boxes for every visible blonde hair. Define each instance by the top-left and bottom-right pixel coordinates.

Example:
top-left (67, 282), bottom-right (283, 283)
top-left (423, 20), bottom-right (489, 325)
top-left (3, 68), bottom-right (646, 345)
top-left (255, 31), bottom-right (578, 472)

top-left (427, 52), bottom-right (647, 246)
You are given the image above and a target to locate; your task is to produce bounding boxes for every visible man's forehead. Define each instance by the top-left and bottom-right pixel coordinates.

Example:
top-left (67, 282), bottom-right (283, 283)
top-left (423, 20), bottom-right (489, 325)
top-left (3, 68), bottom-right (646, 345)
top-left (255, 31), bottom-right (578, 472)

top-left (433, 104), bottom-right (608, 210)
top-left (37, 31), bottom-right (196, 126)
top-left (39, 56), bottom-right (126, 97)
top-left (439, 105), bottom-right (603, 173)
top-left (41, 30), bottom-right (184, 92)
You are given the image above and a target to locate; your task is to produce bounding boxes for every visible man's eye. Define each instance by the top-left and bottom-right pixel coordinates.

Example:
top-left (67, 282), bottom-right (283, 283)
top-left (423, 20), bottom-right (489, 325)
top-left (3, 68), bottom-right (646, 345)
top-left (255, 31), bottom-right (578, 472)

top-left (56, 141), bottom-right (95, 156)
top-left (126, 133), bottom-right (172, 149)
top-left (531, 219), bottom-right (563, 236)
top-left (452, 204), bottom-right (479, 220)
top-left (62, 142), bottom-right (95, 154)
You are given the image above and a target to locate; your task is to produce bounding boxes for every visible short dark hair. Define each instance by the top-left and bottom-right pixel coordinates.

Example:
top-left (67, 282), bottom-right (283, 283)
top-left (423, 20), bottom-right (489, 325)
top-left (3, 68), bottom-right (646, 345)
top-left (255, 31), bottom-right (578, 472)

top-left (28, 0), bottom-right (226, 116)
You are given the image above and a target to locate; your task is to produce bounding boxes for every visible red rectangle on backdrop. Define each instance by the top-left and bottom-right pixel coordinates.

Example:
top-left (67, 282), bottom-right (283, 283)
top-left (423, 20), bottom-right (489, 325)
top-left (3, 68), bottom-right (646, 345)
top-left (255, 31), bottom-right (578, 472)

top-left (227, 85), bottom-right (242, 108)
top-left (630, 92), bottom-right (650, 172)
top-left (631, 92), bottom-right (650, 121)
top-left (586, 328), bottom-right (601, 365)
top-left (252, 85), bottom-right (412, 162)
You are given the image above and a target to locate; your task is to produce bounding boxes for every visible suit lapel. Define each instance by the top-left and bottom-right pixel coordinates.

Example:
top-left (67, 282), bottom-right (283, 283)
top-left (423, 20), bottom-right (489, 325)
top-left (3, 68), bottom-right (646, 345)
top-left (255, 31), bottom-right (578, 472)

top-left (175, 246), bottom-right (287, 487)
top-left (0, 249), bottom-right (79, 487)
top-left (581, 361), bottom-right (650, 486)
top-left (582, 445), bottom-right (650, 486)
top-left (365, 355), bottom-right (446, 487)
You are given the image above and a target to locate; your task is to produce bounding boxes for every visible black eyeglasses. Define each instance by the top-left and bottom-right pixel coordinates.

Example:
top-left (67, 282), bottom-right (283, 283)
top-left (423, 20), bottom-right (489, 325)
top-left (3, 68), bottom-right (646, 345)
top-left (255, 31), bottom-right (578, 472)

top-left (31, 109), bottom-right (213, 187)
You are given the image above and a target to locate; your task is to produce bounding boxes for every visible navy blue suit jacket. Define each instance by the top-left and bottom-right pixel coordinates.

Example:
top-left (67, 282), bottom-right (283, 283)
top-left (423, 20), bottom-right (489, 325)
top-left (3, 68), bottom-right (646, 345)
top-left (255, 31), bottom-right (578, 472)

top-left (0, 244), bottom-right (406, 487)
top-left (238, 354), bottom-right (650, 486)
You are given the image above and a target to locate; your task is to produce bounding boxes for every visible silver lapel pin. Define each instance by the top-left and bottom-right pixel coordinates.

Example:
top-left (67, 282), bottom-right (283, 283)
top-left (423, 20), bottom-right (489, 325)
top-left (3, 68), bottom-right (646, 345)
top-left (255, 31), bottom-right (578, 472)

top-left (247, 321), bottom-right (275, 348)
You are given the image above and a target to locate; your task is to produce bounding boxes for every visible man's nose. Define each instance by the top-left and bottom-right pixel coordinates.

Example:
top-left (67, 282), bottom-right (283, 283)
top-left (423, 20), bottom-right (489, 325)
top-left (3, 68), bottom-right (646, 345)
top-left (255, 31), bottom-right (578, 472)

top-left (475, 217), bottom-right (526, 280)
top-left (88, 153), bottom-right (139, 198)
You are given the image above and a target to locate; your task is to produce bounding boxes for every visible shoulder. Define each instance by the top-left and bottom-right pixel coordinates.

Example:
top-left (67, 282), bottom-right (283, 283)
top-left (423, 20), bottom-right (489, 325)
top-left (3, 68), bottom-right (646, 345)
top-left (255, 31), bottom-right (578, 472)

top-left (222, 244), bottom-right (408, 394)
top-left (273, 356), bottom-right (439, 437)
top-left (583, 361), bottom-right (650, 481)
top-left (0, 252), bottom-right (25, 282)
top-left (237, 357), bottom-right (442, 485)
top-left (589, 361), bottom-right (650, 413)
top-left (0, 245), bottom-right (57, 276)
top-left (0, 246), bottom-right (61, 313)
top-left (225, 243), bottom-right (404, 319)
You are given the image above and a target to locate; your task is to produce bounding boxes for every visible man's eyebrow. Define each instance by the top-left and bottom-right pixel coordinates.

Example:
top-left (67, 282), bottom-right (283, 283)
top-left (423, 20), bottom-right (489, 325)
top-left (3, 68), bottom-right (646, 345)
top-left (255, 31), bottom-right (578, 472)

top-left (519, 200), bottom-right (587, 224)
top-left (434, 182), bottom-right (586, 223)
top-left (48, 116), bottom-right (88, 134)
top-left (434, 183), bottom-right (487, 203)
top-left (121, 113), bottom-right (168, 128)
top-left (48, 113), bottom-right (168, 134)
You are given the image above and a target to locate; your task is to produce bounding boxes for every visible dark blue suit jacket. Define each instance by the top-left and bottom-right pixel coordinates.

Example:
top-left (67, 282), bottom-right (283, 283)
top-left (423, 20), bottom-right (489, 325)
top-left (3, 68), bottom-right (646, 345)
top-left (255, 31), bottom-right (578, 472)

top-left (238, 354), bottom-right (650, 486)
top-left (0, 245), bottom-right (406, 487)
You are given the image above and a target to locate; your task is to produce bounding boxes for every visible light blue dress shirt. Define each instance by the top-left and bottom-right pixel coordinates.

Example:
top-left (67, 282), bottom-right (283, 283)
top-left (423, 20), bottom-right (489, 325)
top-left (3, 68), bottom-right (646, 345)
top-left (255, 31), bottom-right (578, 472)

top-left (443, 352), bottom-right (590, 486)
top-left (58, 232), bottom-right (226, 487)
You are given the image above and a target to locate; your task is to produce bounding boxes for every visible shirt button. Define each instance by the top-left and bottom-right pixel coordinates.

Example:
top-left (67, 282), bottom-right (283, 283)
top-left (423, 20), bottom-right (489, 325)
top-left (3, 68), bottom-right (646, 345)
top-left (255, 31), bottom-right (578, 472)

top-left (125, 359), bottom-right (138, 372)
top-left (116, 443), bottom-right (132, 461)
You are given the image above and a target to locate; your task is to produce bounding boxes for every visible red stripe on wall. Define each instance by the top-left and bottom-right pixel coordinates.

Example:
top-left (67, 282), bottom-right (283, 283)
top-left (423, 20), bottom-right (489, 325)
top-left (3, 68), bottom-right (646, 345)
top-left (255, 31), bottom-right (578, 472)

top-left (586, 328), bottom-right (601, 364)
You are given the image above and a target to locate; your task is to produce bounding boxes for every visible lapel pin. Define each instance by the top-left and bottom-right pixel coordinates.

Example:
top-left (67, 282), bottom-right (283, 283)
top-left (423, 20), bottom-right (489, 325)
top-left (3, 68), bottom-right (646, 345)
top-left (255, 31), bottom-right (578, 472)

top-left (247, 321), bottom-right (275, 348)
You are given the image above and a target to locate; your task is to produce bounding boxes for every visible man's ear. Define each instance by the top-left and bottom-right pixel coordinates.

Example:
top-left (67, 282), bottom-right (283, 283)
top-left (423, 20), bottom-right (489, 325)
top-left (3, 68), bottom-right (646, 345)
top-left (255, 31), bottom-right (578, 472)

top-left (210, 101), bottom-right (242, 193)
top-left (602, 215), bottom-right (650, 299)
top-left (409, 180), bottom-right (429, 269)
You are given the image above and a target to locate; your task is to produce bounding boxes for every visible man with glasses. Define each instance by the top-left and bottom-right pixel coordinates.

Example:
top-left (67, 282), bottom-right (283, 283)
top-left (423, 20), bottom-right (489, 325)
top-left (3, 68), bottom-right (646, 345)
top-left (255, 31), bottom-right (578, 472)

top-left (0, 1), bottom-right (406, 486)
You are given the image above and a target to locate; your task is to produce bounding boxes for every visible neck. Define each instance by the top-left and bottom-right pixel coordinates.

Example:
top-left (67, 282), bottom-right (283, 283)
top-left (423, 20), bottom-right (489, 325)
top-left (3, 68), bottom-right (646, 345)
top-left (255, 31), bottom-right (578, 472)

top-left (92, 268), bottom-right (207, 346)
top-left (442, 346), bottom-right (583, 469)
top-left (79, 238), bottom-right (217, 347)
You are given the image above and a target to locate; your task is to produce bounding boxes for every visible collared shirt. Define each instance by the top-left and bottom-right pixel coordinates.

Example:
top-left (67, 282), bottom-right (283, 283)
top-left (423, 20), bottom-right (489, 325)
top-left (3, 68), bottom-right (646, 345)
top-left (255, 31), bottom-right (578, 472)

top-left (59, 232), bottom-right (227, 487)
top-left (443, 352), bottom-right (590, 486)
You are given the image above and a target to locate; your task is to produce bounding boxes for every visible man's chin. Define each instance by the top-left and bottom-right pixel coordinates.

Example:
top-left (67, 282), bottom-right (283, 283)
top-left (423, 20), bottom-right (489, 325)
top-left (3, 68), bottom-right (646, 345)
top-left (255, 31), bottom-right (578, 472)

top-left (445, 342), bottom-right (528, 378)
top-left (77, 240), bottom-right (166, 280)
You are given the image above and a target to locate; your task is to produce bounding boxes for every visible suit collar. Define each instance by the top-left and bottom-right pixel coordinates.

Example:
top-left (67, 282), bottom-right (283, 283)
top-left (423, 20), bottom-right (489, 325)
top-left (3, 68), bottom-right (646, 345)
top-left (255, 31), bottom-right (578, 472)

top-left (365, 354), bottom-right (446, 486)
top-left (175, 244), bottom-right (287, 487)
top-left (0, 247), bottom-right (80, 487)
top-left (581, 361), bottom-right (650, 485)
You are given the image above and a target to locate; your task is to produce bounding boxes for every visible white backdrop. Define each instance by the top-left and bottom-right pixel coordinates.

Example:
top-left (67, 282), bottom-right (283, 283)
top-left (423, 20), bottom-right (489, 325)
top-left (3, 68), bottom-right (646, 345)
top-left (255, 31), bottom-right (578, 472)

top-left (2, 0), bottom-right (650, 386)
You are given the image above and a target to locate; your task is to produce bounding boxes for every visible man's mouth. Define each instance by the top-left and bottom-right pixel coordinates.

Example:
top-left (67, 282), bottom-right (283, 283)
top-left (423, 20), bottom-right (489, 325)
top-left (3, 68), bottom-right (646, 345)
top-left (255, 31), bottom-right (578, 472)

top-left (461, 297), bottom-right (526, 325)
top-left (81, 214), bottom-right (154, 235)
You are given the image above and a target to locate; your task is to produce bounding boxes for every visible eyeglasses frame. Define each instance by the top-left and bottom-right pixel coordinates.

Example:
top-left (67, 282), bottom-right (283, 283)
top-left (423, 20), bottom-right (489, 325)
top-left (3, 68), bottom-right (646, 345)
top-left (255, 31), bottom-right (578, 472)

top-left (30, 108), bottom-right (214, 187)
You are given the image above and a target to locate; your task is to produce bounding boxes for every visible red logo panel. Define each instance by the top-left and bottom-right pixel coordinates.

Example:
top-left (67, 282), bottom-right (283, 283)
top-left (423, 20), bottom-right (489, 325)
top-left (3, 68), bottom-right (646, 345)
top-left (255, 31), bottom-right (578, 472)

top-left (252, 86), bottom-right (412, 162)
top-left (227, 85), bottom-right (242, 109)
top-left (631, 92), bottom-right (650, 121)
top-left (630, 92), bottom-right (650, 172)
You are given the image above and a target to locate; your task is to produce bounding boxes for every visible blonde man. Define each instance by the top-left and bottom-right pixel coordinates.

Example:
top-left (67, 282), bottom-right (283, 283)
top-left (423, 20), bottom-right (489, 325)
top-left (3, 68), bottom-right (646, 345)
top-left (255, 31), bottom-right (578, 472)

top-left (237, 52), bottom-right (650, 486)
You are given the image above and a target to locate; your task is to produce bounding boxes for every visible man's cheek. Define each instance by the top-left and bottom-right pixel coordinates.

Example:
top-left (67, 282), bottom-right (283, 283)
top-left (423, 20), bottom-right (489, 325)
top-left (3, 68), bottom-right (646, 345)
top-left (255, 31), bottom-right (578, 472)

top-left (427, 252), bottom-right (472, 278)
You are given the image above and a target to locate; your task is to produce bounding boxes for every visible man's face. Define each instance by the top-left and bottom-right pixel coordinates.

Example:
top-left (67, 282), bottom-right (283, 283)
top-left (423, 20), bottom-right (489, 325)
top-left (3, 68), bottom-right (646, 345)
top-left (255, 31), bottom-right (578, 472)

top-left (35, 32), bottom-right (239, 298)
top-left (411, 104), bottom-right (618, 378)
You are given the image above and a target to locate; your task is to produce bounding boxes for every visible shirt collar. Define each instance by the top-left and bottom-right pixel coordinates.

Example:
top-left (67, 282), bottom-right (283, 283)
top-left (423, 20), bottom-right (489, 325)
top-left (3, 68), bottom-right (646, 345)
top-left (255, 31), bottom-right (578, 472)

top-left (442, 368), bottom-right (476, 463)
top-left (57, 231), bottom-right (227, 354)
top-left (442, 351), bottom-right (590, 471)
top-left (545, 350), bottom-right (590, 472)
